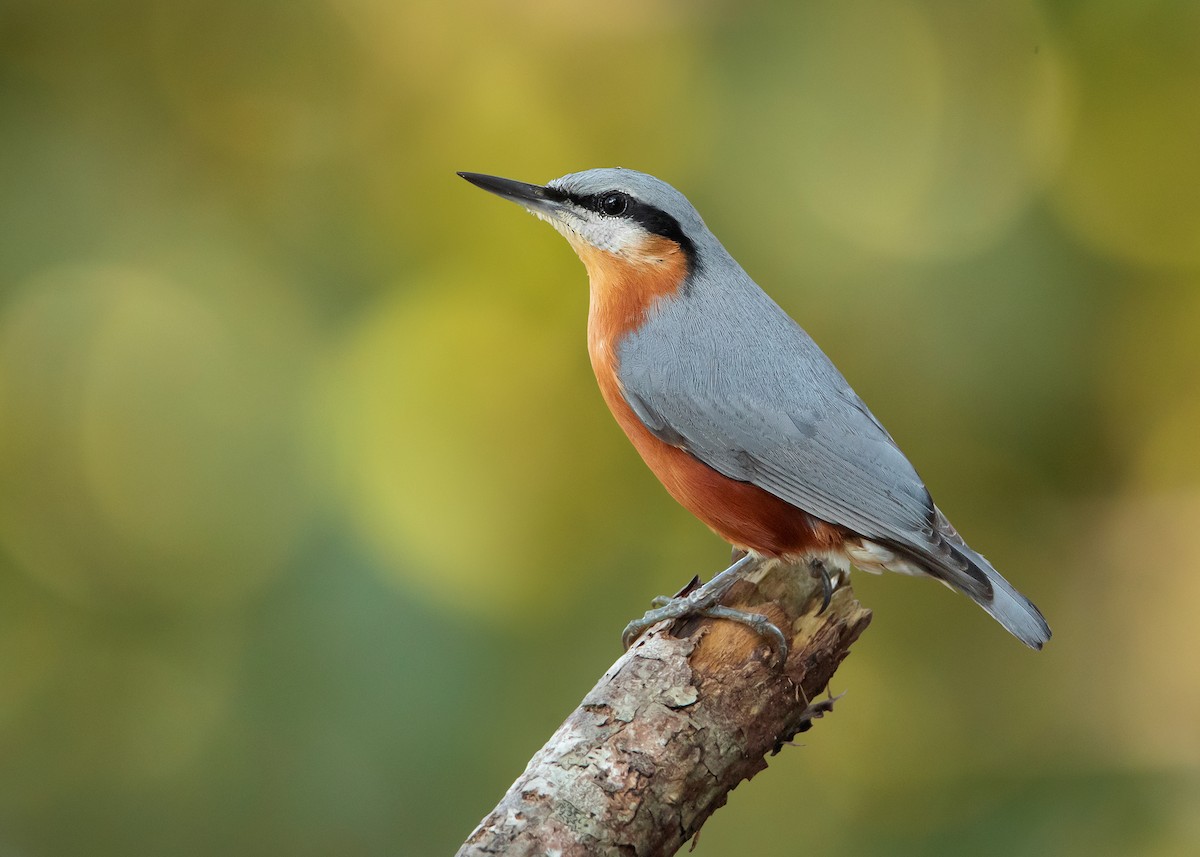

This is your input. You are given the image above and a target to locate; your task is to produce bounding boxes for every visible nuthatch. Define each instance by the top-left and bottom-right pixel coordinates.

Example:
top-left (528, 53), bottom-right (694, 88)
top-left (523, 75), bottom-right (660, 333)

top-left (459, 168), bottom-right (1051, 656)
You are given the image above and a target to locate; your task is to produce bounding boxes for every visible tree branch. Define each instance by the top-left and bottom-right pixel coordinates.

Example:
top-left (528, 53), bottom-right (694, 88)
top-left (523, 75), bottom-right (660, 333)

top-left (456, 560), bottom-right (872, 857)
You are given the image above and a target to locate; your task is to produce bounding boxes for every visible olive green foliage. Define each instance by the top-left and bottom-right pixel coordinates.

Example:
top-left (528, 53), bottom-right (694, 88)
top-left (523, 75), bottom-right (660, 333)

top-left (0, 1), bottom-right (1197, 855)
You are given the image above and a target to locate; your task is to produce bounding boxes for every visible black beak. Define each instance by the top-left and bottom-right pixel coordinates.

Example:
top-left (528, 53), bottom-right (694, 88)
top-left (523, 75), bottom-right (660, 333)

top-left (457, 172), bottom-right (566, 213)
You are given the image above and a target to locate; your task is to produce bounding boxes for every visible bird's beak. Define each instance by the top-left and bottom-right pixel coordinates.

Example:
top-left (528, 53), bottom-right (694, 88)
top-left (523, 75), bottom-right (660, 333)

top-left (457, 171), bottom-right (567, 220)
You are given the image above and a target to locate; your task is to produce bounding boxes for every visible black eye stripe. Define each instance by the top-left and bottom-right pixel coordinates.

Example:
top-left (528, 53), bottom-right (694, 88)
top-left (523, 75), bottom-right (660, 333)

top-left (559, 190), bottom-right (696, 262)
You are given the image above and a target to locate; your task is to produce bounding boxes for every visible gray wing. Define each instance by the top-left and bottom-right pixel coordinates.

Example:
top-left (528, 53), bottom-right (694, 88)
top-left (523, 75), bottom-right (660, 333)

top-left (621, 368), bottom-right (939, 550)
top-left (616, 294), bottom-right (978, 591)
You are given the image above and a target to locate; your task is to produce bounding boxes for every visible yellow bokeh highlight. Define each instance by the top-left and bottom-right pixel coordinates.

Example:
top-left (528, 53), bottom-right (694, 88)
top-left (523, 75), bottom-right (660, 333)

top-left (1054, 4), bottom-right (1200, 271)
top-left (317, 272), bottom-right (613, 617)
top-left (149, 1), bottom-right (361, 166)
top-left (0, 265), bottom-right (309, 609)
top-left (0, 604), bottom-right (236, 798)
top-left (1101, 278), bottom-right (1200, 489)
top-left (1065, 492), bottom-right (1200, 768)
top-left (728, 0), bottom-right (1071, 260)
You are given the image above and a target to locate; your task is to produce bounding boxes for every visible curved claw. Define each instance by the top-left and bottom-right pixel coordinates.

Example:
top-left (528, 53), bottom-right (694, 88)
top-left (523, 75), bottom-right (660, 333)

top-left (809, 559), bottom-right (834, 614)
top-left (621, 617), bottom-right (647, 650)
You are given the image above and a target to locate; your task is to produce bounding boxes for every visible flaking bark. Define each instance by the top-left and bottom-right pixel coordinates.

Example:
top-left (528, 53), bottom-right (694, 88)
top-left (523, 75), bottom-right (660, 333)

top-left (455, 560), bottom-right (872, 857)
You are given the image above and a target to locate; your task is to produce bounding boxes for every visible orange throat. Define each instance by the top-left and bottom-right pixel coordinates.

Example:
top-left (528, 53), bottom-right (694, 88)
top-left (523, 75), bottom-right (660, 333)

top-left (571, 233), bottom-right (690, 363)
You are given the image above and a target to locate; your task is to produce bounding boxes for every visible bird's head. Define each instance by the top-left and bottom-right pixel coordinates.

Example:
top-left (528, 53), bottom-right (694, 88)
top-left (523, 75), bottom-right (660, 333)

top-left (458, 168), bottom-right (707, 276)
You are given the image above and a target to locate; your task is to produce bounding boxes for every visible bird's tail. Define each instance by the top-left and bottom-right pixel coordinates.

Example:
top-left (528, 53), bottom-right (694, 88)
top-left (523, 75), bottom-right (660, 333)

top-left (946, 540), bottom-right (1051, 650)
top-left (912, 506), bottom-right (1051, 649)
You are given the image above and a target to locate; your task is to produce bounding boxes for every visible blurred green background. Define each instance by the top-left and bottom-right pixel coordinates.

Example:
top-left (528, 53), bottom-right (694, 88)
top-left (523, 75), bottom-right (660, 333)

top-left (1, 0), bottom-right (1198, 854)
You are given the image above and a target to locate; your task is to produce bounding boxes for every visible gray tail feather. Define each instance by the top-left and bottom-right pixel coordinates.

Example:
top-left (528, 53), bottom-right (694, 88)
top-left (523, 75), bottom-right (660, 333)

top-left (950, 542), bottom-right (1051, 650)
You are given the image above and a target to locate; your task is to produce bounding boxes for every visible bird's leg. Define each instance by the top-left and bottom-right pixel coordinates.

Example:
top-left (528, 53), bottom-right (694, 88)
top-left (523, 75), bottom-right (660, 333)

top-left (808, 557), bottom-right (835, 614)
top-left (621, 553), bottom-right (789, 660)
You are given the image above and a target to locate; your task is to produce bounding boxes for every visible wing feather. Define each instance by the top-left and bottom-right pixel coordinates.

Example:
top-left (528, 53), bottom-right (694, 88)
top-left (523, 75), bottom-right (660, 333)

top-left (614, 290), bottom-right (982, 594)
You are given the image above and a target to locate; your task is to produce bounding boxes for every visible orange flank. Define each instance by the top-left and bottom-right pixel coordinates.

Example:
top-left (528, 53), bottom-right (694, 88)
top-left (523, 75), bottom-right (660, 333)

top-left (578, 235), bottom-right (847, 559)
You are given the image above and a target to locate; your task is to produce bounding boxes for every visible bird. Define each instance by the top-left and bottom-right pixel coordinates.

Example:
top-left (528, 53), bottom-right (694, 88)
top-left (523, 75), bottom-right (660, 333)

top-left (458, 168), bottom-right (1051, 655)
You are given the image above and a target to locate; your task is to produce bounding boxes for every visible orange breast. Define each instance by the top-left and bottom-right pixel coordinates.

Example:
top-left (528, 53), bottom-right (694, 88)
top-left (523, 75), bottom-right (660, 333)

top-left (574, 235), bottom-right (847, 558)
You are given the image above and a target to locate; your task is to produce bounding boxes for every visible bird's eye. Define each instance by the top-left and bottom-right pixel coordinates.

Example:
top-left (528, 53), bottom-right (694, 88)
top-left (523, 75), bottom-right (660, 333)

top-left (598, 193), bottom-right (629, 216)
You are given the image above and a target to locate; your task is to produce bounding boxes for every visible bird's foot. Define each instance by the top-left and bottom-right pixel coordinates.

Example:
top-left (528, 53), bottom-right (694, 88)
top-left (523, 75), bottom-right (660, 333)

top-left (622, 590), bottom-right (789, 662)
